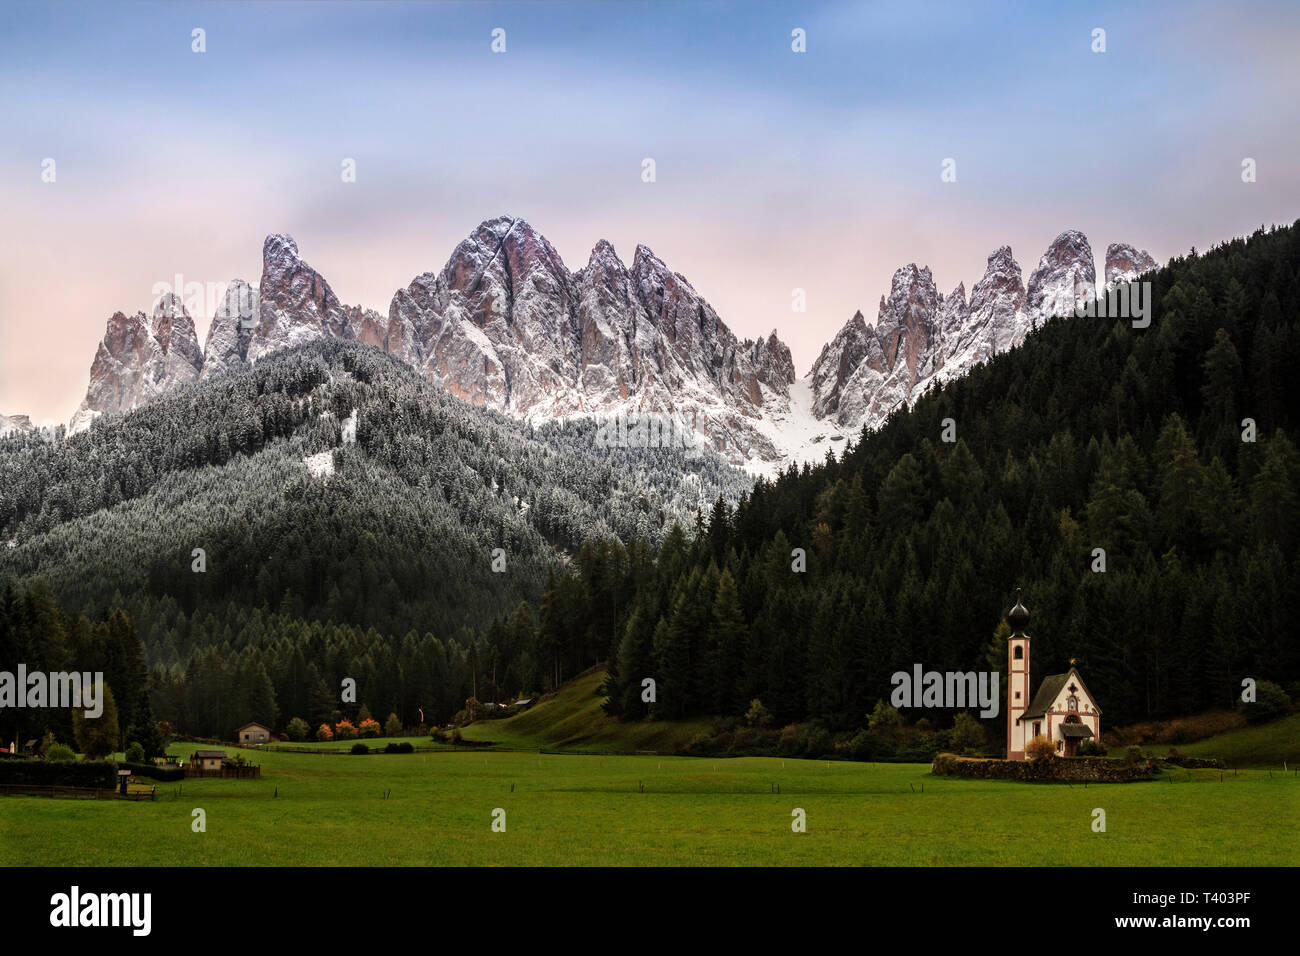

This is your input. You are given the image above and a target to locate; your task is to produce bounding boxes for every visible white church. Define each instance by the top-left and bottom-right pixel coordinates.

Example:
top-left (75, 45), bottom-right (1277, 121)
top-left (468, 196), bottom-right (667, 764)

top-left (1004, 592), bottom-right (1102, 760)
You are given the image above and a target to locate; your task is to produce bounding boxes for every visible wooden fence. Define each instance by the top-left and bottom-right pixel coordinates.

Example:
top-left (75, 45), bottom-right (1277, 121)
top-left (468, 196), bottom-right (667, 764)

top-left (185, 765), bottom-right (261, 778)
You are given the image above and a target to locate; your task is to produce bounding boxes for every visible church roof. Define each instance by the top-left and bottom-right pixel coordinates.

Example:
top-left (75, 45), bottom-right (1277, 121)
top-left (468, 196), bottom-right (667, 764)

top-left (1018, 666), bottom-right (1101, 721)
top-left (1020, 673), bottom-right (1071, 721)
top-left (1059, 723), bottom-right (1095, 739)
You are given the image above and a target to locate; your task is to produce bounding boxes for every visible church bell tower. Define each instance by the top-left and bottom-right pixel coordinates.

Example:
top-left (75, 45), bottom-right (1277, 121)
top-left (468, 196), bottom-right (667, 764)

top-left (1006, 590), bottom-right (1031, 760)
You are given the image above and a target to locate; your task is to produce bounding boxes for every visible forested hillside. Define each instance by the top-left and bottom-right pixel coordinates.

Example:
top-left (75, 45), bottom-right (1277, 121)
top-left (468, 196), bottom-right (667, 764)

top-left (590, 221), bottom-right (1300, 730)
top-left (0, 340), bottom-right (751, 738)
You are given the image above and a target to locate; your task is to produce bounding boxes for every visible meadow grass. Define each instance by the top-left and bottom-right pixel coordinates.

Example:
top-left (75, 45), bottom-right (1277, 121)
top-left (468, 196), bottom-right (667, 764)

top-left (2, 748), bottom-right (1295, 866)
top-left (1151, 714), bottom-right (1300, 767)
top-left (457, 669), bottom-right (713, 752)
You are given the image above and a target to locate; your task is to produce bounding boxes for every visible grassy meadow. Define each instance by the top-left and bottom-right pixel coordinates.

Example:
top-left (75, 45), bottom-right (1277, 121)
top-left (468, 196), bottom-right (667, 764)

top-left (2, 746), bottom-right (1296, 867)
top-left (5, 674), bottom-right (1297, 867)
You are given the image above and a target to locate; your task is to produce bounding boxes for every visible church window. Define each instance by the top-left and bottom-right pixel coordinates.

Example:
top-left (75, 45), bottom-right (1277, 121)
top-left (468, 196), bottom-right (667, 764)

top-left (1068, 696), bottom-right (1078, 712)
top-left (1013, 646), bottom-right (1023, 660)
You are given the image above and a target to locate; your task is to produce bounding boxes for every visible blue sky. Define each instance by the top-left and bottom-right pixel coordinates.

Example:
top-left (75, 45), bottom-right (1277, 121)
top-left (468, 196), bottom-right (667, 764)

top-left (2, 0), bottom-right (1298, 422)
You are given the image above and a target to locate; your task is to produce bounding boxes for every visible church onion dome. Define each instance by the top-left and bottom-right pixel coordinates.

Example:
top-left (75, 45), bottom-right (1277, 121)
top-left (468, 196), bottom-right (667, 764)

top-left (1008, 589), bottom-right (1029, 636)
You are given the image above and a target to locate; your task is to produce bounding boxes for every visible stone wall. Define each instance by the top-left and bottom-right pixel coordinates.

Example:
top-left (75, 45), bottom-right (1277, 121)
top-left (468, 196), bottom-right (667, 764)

top-left (931, 753), bottom-right (1153, 782)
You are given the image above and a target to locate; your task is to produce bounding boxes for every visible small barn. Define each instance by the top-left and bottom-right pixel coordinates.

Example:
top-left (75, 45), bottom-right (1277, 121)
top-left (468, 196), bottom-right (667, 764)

top-left (191, 750), bottom-right (227, 772)
top-left (236, 722), bottom-right (272, 745)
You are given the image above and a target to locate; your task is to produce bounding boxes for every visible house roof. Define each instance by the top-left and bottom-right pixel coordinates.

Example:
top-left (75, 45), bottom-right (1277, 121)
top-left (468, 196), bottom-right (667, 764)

top-left (192, 750), bottom-right (227, 758)
top-left (236, 723), bottom-right (270, 732)
top-left (1059, 723), bottom-right (1095, 739)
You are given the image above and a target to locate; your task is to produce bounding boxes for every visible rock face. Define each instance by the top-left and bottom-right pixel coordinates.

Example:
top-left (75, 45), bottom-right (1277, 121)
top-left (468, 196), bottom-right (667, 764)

top-left (70, 293), bottom-right (203, 433)
top-left (65, 218), bottom-right (1150, 467)
top-left (245, 234), bottom-right (348, 364)
top-left (1025, 230), bottom-right (1096, 328)
top-left (383, 216), bottom-right (796, 460)
top-left (807, 229), bottom-right (1142, 439)
top-left (1104, 243), bottom-right (1158, 288)
top-left (200, 279), bottom-right (259, 381)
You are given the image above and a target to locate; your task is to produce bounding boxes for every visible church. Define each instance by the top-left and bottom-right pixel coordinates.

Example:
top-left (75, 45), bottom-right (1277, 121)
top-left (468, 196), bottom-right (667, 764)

top-left (1004, 592), bottom-right (1102, 760)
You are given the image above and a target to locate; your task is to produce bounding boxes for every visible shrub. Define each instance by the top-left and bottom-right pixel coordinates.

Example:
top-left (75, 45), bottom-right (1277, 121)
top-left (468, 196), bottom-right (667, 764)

top-left (867, 699), bottom-right (903, 734)
top-left (384, 742), bottom-right (414, 754)
top-left (849, 730), bottom-right (873, 760)
top-left (950, 712), bottom-right (986, 754)
top-left (124, 742), bottom-right (145, 764)
top-left (1240, 680), bottom-right (1291, 725)
top-left (1025, 735), bottom-right (1055, 762)
top-left (358, 718), bottom-right (381, 739)
top-left (350, 742), bottom-right (370, 755)
top-left (286, 717), bottom-right (310, 742)
top-left (45, 743), bottom-right (76, 762)
top-left (316, 723), bottom-right (334, 741)
top-left (1078, 739), bottom-right (1108, 757)
top-left (1123, 745), bottom-right (1145, 766)
top-left (803, 726), bottom-right (833, 758)
top-left (778, 724), bottom-right (801, 755)
top-left (0, 759), bottom-right (115, 788)
top-left (384, 713), bottom-right (403, 738)
top-left (334, 719), bottom-right (358, 741)
top-left (745, 699), bottom-right (772, 728)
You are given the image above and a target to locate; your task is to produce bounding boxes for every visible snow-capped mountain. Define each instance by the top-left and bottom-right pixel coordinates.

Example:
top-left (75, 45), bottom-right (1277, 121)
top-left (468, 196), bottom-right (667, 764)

top-left (805, 230), bottom-right (1156, 445)
top-left (1104, 243), bottom-right (1158, 289)
top-left (1026, 229), bottom-right (1097, 329)
top-left (385, 216), bottom-right (797, 461)
top-left (70, 292), bottom-right (203, 433)
top-left (68, 219), bottom-right (1156, 471)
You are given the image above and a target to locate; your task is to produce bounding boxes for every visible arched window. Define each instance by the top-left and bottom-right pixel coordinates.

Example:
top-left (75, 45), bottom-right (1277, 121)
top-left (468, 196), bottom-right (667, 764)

top-left (1013, 646), bottom-right (1023, 660)
top-left (1068, 695), bottom-right (1078, 712)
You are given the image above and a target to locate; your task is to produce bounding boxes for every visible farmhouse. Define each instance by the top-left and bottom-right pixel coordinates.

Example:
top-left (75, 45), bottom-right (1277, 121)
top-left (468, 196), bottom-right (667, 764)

top-left (190, 750), bottom-right (227, 772)
top-left (1004, 592), bottom-right (1102, 760)
top-left (236, 722), bottom-right (272, 745)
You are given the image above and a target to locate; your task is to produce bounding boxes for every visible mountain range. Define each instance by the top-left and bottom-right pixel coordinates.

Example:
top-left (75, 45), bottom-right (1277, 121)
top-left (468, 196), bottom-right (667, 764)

top-left (64, 217), bottom-right (1157, 470)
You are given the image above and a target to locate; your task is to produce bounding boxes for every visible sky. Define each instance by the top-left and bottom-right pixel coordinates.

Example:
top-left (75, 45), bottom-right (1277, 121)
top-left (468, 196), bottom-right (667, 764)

top-left (2, 0), bottom-right (1298, 425)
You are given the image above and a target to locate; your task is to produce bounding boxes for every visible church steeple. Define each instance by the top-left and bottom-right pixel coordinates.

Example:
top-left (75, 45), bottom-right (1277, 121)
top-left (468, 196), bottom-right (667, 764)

top-left (1006, 589), bottom-right (1031, 760)
top-left (1008, 588), bottom-right (1029, 635)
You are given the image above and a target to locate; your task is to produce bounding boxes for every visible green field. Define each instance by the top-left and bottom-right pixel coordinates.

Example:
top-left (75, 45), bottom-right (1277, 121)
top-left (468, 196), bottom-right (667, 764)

top-left (2, 746), bottom-right (1297, 866)
top-left (457, 668), bottom-right (713, 752)
top-left (6, 676), bottom-right (1296, 867)
top-left (1152, 714), bottom-right (1300, 768)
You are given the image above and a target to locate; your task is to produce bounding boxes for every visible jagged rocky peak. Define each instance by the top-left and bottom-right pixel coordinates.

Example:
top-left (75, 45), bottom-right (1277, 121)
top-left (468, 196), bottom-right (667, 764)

top-left (201, 279), bottom-right (259, 381)
top-left (245, 233), bottom-right (347, 363)
top-left (1026, 229), bottom-right (1095, 327)
top-left (150, 292), bottom-right (204, 382)
top-left (573, 239), bottom-right (642, 406)
top-left (966, 245), bottom-right (1029, 356)
top-left (876, 263), bottom-right (940, 389)
top-left (810, 311), bottom-right (874, 419)
top-left (1105, 243), bottom-right (1157, 287)
top-left (69, 295), bottom-right (203, 433)
top-left (751, 330), bottom-right (796, 391)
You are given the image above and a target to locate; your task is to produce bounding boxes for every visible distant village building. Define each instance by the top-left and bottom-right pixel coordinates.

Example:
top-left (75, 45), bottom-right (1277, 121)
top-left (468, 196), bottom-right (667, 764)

top-left (191, 750), bottom-right (227, 772)
top-left (1005, 592), bottom-right (1102, 760)
top-left (236, 722), bottom-right (272, 745)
